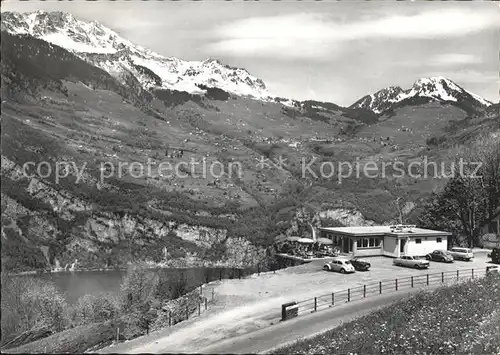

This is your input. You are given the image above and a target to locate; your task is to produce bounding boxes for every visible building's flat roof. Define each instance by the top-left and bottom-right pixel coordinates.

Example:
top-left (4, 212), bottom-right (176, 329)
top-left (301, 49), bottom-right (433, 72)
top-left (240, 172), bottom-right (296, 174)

top-left (319, 226), bottom-right (451, 237)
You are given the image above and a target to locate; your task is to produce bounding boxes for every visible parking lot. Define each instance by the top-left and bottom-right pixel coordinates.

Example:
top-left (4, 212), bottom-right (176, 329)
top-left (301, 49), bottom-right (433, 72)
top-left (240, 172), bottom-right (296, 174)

top-left (195, 251), bottom-right (496, 339)
top-left (213, 251), bottom-right (494, 308)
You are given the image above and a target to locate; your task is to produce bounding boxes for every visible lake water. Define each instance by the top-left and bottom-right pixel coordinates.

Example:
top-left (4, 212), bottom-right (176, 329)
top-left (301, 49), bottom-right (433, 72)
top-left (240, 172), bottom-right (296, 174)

top-left (32, 267), bottom-right (251, 304)
top-left (27, 257), bottom-right (299, 304)
top-left (35, 270), bottom-right (126, 304)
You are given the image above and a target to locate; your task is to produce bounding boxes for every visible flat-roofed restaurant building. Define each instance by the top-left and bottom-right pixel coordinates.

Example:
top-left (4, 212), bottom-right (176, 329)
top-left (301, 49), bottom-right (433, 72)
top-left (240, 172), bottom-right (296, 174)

top-left (318, 225), bottom-right (451, 258)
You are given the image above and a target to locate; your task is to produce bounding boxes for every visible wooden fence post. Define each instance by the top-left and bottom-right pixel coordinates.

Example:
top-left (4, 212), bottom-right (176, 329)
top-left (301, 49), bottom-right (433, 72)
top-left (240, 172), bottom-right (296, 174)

top-left (186, 306), bottom-right (189, 320)
top-left (363, 285), bottom-right (366, 298)
top-left (314, 297), bottom-right (317, 312)
top-left (168, 311), bottom-right (171, 327)
top-left (457, 270), bottom-right (459, 281)
top-left (212, 288), bottom-right (214, 301)
top-left (347, 289), bottom-right (351, 302)
top-left (411, 276), bottom-right (414, 288)
top-left (472, 269), bottom-right (474, 279)
top-left (205, 297), bottom-right (208, 310)
top-left (395, 279), bottom-right (398, 291)
top-left (427, 274), bottom-right (429, 286)
top-left (442, 272), bottom-right (444, 283)
top-left (116, 327), bottom-right (120, 342)
top-left (198, 303), bottom-right (201, 316)
top-left (379, 281), bottom-right (382, 294)
top-left (332, 293), bottom-right (335, 305)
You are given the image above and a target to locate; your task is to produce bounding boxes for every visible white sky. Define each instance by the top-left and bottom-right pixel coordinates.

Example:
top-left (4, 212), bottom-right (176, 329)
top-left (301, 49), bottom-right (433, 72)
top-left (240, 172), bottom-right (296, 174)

top-left (2, 0), bottom-right (499, 106)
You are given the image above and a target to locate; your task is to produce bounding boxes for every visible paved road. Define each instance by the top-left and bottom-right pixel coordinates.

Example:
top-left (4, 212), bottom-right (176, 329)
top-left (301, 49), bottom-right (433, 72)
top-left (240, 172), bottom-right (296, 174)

top-left (196, 286), bottom-right (435, 354)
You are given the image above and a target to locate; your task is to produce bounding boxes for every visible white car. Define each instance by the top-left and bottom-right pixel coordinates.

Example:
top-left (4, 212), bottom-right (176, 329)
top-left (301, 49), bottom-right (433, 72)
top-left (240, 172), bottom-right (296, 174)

top-left (393, 255), bottom-right (430, 269)
top-left (449, 247), bottom-right (474, 261)
top-left (323, 258), bottom-right (356, 274)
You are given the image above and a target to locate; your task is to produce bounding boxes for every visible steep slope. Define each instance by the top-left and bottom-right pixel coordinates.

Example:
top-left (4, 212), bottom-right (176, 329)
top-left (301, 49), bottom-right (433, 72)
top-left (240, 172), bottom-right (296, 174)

top-left (351, 77), bottom-right (492, 116)
top-left (0, 29), bottom-right (352, 272)
top-left (1, 10), bottom-right (271, 100)
top-left (1, 31), bottom-right (153, 107)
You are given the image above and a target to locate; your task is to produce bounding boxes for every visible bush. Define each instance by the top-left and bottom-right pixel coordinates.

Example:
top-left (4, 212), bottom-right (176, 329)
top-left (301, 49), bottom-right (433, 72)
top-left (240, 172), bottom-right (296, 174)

top-left (71, 293), bottom-right (119, 326)
top-left (118, 264), bottom-right (161, 335)
top-left (167, 272), bottom-right (188, 299)
top-left (119, 263), bottom-right (159, 313)
top-left (1, 274), bottom-right (69, 344)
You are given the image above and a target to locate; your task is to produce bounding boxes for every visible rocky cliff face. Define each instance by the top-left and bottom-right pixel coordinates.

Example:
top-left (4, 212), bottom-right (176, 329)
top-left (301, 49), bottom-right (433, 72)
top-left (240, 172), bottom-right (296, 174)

top-left (278, 205), bottom-right (375, 240)
top-left (1, 154), bottom-right (266, 271)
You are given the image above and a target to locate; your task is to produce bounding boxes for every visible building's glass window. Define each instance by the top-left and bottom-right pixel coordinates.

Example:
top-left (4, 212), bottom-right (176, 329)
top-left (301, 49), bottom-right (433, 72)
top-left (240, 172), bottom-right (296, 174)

top-left (437, 237), bottom-right (442, 243)
top-left (358, 237), bottom-right (381, 248)
top-left (415, 238), bottom-right (422, 244)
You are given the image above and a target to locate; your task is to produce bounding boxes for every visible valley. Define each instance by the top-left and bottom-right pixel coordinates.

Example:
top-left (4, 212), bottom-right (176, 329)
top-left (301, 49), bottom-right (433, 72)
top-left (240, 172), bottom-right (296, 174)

top-left (1, 11), bottom-right (498, 274)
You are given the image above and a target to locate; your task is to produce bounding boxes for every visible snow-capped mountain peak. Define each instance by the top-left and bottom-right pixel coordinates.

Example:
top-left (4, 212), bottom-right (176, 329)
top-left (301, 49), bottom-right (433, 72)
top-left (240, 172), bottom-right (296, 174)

top-left (2, 11), bottom-right (132, 54)
top-left (1, 10), bottom-right (271, 99)
top-left (350, 76), bottom-right (492, 114)
top-left (410, 77), bottom-right (492, 107)
top-left (407, 76), bottom-right (463, 102)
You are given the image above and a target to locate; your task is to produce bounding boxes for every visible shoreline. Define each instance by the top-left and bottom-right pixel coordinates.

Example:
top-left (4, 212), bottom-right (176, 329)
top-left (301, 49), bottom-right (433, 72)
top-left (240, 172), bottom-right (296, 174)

top-left (7, 267), bottom-right (126, 277)
top-left (6, 250), bottom-right (323, 278)
top-left (6, 261), bottom-right (275, 278)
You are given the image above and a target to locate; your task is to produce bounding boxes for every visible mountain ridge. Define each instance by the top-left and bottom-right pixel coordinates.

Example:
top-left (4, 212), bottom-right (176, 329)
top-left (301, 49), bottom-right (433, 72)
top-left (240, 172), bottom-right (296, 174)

top-left (1, 10), bottom-right (271, 100)
top-left (2, 10), bottom-right (494, 117)
top-left (350, 77), bottom-right (492, 115)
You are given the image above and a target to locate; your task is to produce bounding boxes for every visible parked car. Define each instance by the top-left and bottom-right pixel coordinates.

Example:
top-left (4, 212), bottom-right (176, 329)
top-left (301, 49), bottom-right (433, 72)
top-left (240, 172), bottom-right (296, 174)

top-left (426, 250), bottom-right (454, 263)
top-left (349, 256), bottom-right (371, 271)
top-left (393, 255), bottom-right (430, 269)
top-left (324, 258), bottom-right (356, 274)
top-left (490, 247), bottom-right (500, 264)
top-left (449, 247), bottom-right (474, 261)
